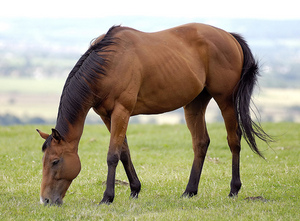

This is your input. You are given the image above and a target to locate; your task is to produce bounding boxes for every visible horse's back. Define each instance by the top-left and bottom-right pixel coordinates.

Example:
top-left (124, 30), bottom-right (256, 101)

top-left (102, 23), bottom-right (243, 115)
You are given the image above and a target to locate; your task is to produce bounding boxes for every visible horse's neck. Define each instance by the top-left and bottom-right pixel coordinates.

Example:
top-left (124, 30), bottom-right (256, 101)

top-left (55, 104), bottom-right (91, 144)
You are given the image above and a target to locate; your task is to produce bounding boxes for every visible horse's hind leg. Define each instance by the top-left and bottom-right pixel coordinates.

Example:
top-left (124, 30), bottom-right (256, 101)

top-left (182, 89), bottom-right (212, 197)
top-left (214, 96), bottom-right (242, 197)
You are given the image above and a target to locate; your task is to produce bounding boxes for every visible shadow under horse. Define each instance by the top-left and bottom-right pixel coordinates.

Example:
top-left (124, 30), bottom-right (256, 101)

top-left (37, 23), bottom-right (272, 205)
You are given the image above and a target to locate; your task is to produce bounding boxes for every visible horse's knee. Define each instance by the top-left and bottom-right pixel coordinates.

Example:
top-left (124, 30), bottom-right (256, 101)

top-left (107, 153), bottom-right (120, 167)
top-left (200, 137), bottom-right (210, 148)
top-left (194, 137), bottom-right (210, 157)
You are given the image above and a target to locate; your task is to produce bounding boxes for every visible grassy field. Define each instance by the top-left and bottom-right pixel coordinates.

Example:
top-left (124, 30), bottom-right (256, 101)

top-left (0, 123), bottom-right (299, 220)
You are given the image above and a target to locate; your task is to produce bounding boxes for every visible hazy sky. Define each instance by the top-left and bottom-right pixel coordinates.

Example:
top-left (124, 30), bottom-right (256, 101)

top-left (1, 0), bottom-right (299, 20)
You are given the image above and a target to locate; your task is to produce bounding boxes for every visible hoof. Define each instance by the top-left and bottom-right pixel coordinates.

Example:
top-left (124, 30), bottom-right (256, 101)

top-left (99, 196), bottom-right (114, 205)
top-left (130, 191), bottom-right (139, 199)
top-left (181, 191), bottom-right (197, 198)
top-left (228, 192), bottom-right (238, 198)
top-left (99, 200), bottom-right (112, 205)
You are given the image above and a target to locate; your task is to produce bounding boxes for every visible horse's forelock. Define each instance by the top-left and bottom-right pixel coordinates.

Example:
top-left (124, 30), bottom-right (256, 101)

top-left (42, 135), bottom-right (52, 152)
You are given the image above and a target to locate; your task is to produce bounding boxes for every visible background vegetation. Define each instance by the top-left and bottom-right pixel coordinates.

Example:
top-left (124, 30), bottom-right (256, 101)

top-left (1, 18), bottom-right (300, 125)
top-left (0, 123), bottom-right (299, 220)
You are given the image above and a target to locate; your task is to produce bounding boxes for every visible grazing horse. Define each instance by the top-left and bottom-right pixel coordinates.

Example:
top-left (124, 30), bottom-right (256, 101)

top-left (37, 23), bottom-right (271, 205)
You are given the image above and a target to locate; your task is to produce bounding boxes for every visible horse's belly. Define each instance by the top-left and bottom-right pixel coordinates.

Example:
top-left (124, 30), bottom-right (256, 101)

top-left (132, 75), bottom-right (204, 115)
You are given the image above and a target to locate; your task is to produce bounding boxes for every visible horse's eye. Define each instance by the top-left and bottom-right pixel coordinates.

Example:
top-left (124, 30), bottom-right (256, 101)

top-left (52, 159), bottom-right (60, 166)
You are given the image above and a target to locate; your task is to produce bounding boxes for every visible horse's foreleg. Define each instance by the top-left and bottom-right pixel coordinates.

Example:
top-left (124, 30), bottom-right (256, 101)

top-left (182, 90), bottom-right (211, 197)
top-left (120, 137), bottom-right (141, 198)
top-left (100, 105), bottom-right (131, 204)
top-left (100, 152), bottom-right (119, 204)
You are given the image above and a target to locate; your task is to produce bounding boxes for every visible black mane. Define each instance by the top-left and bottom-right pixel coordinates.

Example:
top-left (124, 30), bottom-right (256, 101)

top-left (42, 136), bottom-right (52, 152)
top-left (55, 26), bottom-right (119, 137)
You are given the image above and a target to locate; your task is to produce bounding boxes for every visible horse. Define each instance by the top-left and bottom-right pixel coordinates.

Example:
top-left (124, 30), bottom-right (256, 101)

top-left (37, 23), bottom-right (272, 205)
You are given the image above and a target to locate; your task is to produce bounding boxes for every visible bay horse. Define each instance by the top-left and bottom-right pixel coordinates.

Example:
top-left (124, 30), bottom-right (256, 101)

top-left (37, 23), bottom-right (271, 205)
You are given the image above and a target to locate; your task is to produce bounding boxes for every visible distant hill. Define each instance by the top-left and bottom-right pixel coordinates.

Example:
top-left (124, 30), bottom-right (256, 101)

top-left (1, 17), bottom-right (299, 87)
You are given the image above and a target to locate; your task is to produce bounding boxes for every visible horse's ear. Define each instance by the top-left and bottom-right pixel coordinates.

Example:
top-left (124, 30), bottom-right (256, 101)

top-left (51, 128), bottom-right (62, 142)
top-left (36, 129), bottom-right (49, 140)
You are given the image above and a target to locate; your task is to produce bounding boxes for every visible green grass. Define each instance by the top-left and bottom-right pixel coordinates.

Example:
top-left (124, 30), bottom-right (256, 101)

top-left (0, 123), bottom-right (299, 220)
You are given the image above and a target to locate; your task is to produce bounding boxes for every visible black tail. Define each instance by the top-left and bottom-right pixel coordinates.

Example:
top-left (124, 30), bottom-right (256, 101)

top-left (231, 33), bottom-right (273, 158)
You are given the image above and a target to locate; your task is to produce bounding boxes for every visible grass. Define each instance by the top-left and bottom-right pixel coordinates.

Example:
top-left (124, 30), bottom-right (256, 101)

top-left (0, 123), bottom-right (299, 220)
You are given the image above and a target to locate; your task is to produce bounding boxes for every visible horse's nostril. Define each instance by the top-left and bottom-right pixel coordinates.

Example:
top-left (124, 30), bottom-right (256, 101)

top-left (44, 198), bottom-right (50, 204)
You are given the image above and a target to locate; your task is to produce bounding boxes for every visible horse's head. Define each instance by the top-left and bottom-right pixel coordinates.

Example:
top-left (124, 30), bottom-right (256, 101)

top-left (37, 129), bottom-right (81, 205)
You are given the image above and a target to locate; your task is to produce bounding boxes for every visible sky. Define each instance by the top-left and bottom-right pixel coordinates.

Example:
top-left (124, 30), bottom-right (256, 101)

top-left (0, 0), bottom-right (299, 20)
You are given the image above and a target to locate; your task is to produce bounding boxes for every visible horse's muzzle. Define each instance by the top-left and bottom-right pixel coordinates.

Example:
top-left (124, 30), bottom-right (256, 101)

top-left (40, 196), bottom-right (63, 206)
